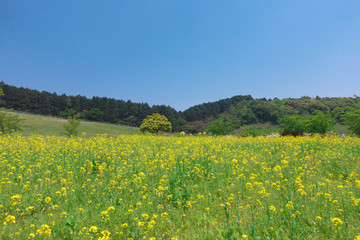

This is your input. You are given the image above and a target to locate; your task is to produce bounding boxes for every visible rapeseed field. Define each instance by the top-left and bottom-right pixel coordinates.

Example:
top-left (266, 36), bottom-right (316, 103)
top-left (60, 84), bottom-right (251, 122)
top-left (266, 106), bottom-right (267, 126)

top-left (1, 134), bottom-right (360, 239)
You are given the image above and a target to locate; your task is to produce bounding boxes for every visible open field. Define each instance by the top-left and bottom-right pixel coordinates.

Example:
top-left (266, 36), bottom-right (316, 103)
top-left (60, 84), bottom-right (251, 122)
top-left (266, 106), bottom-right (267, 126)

top-left (1, 134), bottom-right (360, 239)
top-left (13, 112), bottom-right (140, 136)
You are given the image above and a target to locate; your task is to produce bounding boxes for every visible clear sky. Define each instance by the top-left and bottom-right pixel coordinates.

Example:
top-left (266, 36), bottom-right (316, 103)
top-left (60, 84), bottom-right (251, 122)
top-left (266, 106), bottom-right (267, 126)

top-left (1, 1), bottom-right (360, 111)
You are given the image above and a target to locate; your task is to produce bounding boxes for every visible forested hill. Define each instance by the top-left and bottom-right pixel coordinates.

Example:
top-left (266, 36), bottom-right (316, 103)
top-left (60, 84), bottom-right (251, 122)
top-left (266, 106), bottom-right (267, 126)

top-left (0, 82), bottom-right (184, 130)
top-left (183, 95), bottom-right (253, 122)
top-left (0, 82), bottom-right (358, 132)
top-left (180, 95), bottom-right (359, 133)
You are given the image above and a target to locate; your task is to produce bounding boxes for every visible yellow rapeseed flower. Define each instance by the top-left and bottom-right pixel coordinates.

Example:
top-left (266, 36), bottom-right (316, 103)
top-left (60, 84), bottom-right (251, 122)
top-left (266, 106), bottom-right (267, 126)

top-left (89, 226), bottom-right (98, 233)
top-left (4, 215), bottom-right (16, 224)
top-left (269, 205), bottom-right (276, 212)
top-left (331, 218), bottom-right (343, 228)
top-left (28, 233), bottom-right (36, 239)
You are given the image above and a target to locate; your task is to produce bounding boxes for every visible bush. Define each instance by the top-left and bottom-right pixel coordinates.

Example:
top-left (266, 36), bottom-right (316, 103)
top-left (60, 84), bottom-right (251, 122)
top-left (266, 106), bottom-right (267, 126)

top-left (278, 115), bottom-right (307, 136)
top-left (140, 113), bottom-right (172, 134)
top-left (205, 118), bottom-right (234, 136)
top-left (343, 110), bottom-right (360, 136)
top-left (0, 109), bottom-right (23, 135)
top-left (306, 111), bottom-right (334, 134)
top-left (0, 88), bottom-right (23, 135)
top-left (279, 111), bottom-right (335, 136)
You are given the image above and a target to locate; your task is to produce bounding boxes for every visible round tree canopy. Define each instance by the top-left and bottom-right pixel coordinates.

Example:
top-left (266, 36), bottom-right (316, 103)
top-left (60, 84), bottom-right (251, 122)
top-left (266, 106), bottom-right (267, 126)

top-left (140, 113), bottom-right (172, 134)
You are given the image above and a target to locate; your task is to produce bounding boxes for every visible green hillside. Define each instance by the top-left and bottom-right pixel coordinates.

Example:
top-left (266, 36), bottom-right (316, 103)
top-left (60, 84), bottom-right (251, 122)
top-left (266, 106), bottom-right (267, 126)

top-left (1, 82), bottom-right (360, 134)
top-left (13, 112), bottom-right (140, 136)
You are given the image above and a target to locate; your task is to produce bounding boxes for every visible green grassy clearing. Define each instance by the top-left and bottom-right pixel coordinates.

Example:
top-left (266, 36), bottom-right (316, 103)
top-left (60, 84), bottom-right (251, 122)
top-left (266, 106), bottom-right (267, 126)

top-left (12, 112), bottom-right (140, 136)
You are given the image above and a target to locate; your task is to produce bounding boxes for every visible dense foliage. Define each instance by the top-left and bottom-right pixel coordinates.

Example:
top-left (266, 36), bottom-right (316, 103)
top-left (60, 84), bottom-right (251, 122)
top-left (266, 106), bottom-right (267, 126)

top-left (205, 118), bottom-right (234, 136)
top-left (279, 111), bottom-right (335, 136)
top-left (340, 97), bottom-right (360, 136)
top-left (306, 111), bottom-right (335, 134)
top-left (345, 111), bottom-right (360, 137)
top-left (183, 95), bottom-right (253, 122)
top-left (278, 115), bottom-right (308, 136)
top-left (0, 82), bottom-right (184, 130)
top-left (140, 113), bottom-right (172, 134)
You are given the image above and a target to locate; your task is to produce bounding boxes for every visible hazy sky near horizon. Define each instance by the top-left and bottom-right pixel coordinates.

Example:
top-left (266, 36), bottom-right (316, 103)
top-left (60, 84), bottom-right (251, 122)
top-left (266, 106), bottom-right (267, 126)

top-left (1, 1), bottom-right (360, 111)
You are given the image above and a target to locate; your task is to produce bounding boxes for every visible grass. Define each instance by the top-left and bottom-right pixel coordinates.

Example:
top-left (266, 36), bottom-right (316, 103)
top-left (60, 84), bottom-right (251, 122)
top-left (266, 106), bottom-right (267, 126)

top-left (12, 111), bottom-right (140, 136)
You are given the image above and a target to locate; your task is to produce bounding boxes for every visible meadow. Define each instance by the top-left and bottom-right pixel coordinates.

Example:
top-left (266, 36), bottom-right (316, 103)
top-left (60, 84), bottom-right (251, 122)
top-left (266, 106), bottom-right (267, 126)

top-left (1, 134), bottom-right (360, 239)
top-left (14, 112), bottom-right (140, 136)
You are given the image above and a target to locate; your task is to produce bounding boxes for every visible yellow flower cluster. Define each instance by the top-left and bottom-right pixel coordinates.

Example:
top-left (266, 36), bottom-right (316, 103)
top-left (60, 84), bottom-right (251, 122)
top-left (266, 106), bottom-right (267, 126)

top-left (0, 134), bottom-right (360, 239)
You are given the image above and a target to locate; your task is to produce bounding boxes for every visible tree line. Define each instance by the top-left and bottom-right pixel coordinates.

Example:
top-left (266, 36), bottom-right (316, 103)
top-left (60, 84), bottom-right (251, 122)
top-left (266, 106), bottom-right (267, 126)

top-left (0, 82), bottom-right (358, 133)
top-left (0, 82), bottom-right (185, 130)
top-left (181, 95), bottom-right (359, 133)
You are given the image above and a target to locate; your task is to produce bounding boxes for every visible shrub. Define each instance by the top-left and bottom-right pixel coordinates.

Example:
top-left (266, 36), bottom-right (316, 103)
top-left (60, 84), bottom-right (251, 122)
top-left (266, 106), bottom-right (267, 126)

top-left (278, 115), bottom-right (307, 136)
top-left (140, 113), bottom-right (172, 134)
top-left (343, 110), bottom-right (360, 136)
top-left (0, 109), bottom-right (23, 135)
top-left (205, 118), bottom-right (234, 136)
top-left (0, 88), bottom-right (23, 135)
top-left (306, 111), bottom-right (334, 134)
top-left (63, 114), bottom-right (81, 137)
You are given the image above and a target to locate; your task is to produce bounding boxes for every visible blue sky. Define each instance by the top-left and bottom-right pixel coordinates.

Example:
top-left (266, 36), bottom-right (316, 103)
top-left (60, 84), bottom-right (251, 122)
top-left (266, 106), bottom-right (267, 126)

top-left (1, 1), bottom-right (360, 111)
